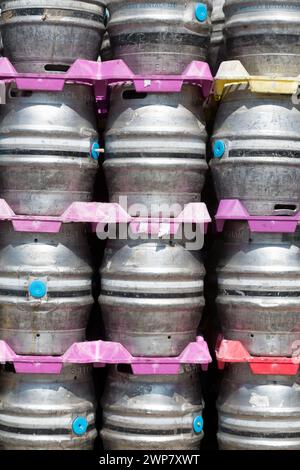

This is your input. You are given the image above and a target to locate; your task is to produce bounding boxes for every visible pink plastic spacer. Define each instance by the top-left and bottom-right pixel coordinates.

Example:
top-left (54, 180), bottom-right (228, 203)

top-left (0, 337), bottom-right (212, 376)
top-left (215, 199), bottom-right (300, 233)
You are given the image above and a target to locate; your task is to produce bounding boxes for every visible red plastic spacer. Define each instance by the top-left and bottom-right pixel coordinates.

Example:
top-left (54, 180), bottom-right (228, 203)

top-left (215, 338), bottom-right (300, 375)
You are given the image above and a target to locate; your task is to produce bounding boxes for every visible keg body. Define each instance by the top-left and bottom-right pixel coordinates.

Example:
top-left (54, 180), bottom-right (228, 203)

top-left (99, 238), bottom-right (205, 357)
top-left (0, 365), bottom-right (97, 450)
top-left (211, 86), bottom-right (300, 216)
top-left (101, 365), bottom-right (204, 450)
top-left (214, 221), bottom-right (300, 357)
top-left (218, 364), bottom-right (300, 450)
top-left (224, 0), bottom-right (300, 76)
top-left (0, 0), bottom-right (105, 72)
top-left (104, 84), bottom-right (207, 216)
top-left (105, 0), bottom-right (212, 74)
top-left (0, 223), bottom-right (93, 355)
top-left (0, 85), bottom-right (98, 216)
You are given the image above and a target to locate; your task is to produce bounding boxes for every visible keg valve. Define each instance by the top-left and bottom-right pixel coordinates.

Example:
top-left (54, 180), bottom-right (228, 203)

top-left (28, 279), bottom-right (47, 299)
top-left (72, 416), bottom-right (88, 436)
top-left (195, 3), bottom-right (208, 22)
top-left (193, 416), bottom-right (204, 434)
top-left (91, 142), bottom-right (105, 160)
top-left (213, 140), bottom-right (226, 159)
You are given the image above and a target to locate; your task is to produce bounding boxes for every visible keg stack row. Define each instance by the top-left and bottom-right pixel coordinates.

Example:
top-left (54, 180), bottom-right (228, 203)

top-left (0, 0), bottom-right (214, 451)
top-left (210, 0), bottom-right (300, 450)
top-left (0, 0), bottom-right (106, 450)
top-left (99, 1), bottom-right (212, 451)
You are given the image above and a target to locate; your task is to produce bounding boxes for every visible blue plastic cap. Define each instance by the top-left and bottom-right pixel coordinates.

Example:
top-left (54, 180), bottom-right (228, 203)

top-left (91, 142), bottom-right (100, 160)
top-left (72, 416), bottom-right (88, 436)
top-left (213, 140), bottom-right (226, 158)
top-left (193, 416), bottom-right (204, 434)
top-left (29, 280), bottom-right (47, 299)
top-left (195, 3), bottom-right (207, 22)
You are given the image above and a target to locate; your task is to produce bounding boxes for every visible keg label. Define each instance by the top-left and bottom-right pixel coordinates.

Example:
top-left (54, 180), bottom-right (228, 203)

top-left (249, 393), bottom-right (269, 408)
top-left (70, 365), bottom-right (91, 377)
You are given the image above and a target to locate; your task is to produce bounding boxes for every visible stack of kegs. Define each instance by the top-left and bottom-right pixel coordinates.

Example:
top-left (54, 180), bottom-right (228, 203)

top-left (99, 0), bottom-right (212, 450)
top-left (1, 0), bottom-right (298, 453)
top-left (0, 1), bottom-right (106, 450)
top-left (211, 0), bottom-right (300, 450)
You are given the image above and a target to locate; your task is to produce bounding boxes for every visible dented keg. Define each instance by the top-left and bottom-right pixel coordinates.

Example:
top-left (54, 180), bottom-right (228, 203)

top-left (105, 0), bottom-right (212, 74)
top-left (223, 0), bottom-right (300, 76)
top-left (0, 84), bottom-right (98, 216)
top-left (213, 221), bottom-right (300, 357)
top-left (208, 0), bottom-right (225, 74)
top-left (101, 365), bottom-right (204, 450)
top-left (99, 238), bottom-right (205, 357)
top-left (211, 85), bottom-right (300, 216)
top-left (0, 364), bottom-right (97, 450)
top-left (0, 223), bottom-right (93, 355)
top-left (0, 0), bottom-right (105, 72)
top-left (104, 84), bottom-right (207, 216)
top-left (218, 364), bottom-right (300, 450)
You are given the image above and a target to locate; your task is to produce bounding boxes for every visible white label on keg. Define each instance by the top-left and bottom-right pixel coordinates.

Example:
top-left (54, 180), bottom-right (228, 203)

top-left (249, 392), bottom-right (270, 408)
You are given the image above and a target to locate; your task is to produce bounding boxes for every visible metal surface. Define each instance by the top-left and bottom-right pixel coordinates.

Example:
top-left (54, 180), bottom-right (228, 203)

top-left (99, 238), bottom-right (205, 357)
top-left (104, 84), bottom-right (207, 216)
top-left (100, 32), bottom-right (113, 61)
top-left (0, 223), bottom-right (93, 355)
top-left (211, 85), bottom-right (300, 216)
top-left (0, 0), bottom-right (105, 72)
top-left (105, 0), bottom-right (212, 74)
top-left (101, 365), bottom-right (204, 450)
top-left (209, 0), bottom-right (225, 75)
top-left (218, 364), bottom-right (300, 450)
top-left (223, 0), bottom-right (300, 76)
top-left (0, 364), bottom-right (97, 450)
top-left (0, 84), bottom-right (98, 216)
top-left (214, 221), bottom-right (300, 357)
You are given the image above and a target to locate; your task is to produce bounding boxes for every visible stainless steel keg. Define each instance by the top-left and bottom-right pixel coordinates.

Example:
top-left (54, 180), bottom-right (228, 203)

top-left (0, 364), bottom-right (97, 450)
top-left (101, 365), bottom-right (204, 450)
top-left (99, 238), bottom-right (204, 357)
top-left (104, 84), bottom-right (207, 216)
top-left (213, 221), bottom-right (300, 357)
top-left (105, 0), bottom-right (212, 74)
top-left (218, 364), bottom-right (300, 450)
top-left (223, 0), bottom-right (300, 76)
top-left (211, 84), bottom-right (300, 216)
top-left (0, 223), bottom-right (93, 355)
top-left (0, 84), bottom-right (98, 216)
top-left (0, 0), bottom-right (105, 72)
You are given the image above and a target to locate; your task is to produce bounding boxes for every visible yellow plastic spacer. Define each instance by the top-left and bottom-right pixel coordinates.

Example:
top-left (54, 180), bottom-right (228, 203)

top-left (214, 60), bottom-right (300, 99)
